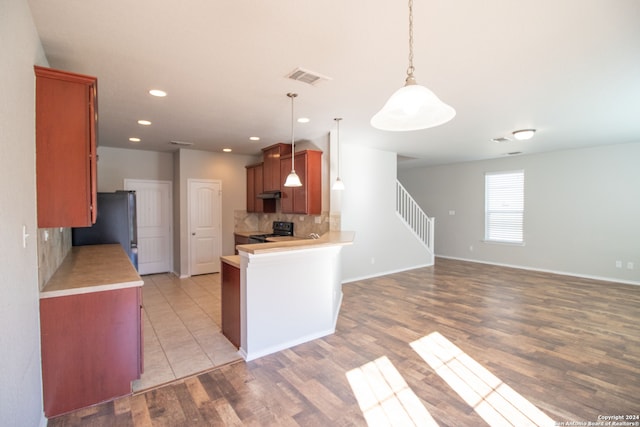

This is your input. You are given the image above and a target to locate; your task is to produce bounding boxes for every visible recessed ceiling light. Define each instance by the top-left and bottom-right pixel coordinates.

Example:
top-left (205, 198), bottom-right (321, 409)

top-left (137, 120), bottom-right (152, 126)
top-left (129, 137), bottom-right (141, 142)
top-left (297, 117), bottom-right (310, 123)
top-left (249, 136), bottom-right (260, 141)
top-left (512, 129), bottom-right (536, 140)
top-left (223, 148), bottom-right (232, 152)
top-left (149, 89), bottom-right (167, 97)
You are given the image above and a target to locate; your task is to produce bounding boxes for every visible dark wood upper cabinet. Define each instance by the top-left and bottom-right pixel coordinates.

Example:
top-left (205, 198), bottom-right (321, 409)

top-left (35, 66), bottom-right (98, 228)
top-left (261, 143), bottom-right (291, 192)
top-left (280, 150), bottom-right (322, 215)
top-left (246, 162), bottom-right (263, 213)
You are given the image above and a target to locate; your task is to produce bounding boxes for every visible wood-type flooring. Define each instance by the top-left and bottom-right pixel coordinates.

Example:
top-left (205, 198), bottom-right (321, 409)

top-left (48, 258), bottom-right (640, 426)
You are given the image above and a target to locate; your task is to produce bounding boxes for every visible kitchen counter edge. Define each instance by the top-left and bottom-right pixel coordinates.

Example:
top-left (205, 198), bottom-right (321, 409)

top-left (236, 231), bottom-right (355, 255)
top-left (40, 244), bottom-right (143, 299)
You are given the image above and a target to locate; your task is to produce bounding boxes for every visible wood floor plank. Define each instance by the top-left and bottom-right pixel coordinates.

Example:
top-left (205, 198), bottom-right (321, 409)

top-left (48, 258), bottom-right (640, 426)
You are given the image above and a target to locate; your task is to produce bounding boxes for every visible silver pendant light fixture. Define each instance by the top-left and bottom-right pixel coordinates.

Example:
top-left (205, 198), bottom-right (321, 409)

top-left (332, 118), bottom-right (345, 191)
top-left (284, 92), bottom-right (302, 187)
top-left (370, 0), bottom-right (455, 131)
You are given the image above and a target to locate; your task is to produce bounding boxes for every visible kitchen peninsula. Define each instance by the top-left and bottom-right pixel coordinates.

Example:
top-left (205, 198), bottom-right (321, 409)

top-left (221, 231), bottom-right (354, 361)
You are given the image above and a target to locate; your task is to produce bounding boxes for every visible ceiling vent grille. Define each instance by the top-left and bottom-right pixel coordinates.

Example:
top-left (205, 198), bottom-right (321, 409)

top-left (169, 140), bottom-right (194, 146)
top-left (286, 68), bottom-right (332, 86)
top-left (491, 137), bottom-right (512, 143)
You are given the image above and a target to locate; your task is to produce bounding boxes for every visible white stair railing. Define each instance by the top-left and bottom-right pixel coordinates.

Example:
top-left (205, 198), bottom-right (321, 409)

top-left (396, 180), bottom-right (434, 254)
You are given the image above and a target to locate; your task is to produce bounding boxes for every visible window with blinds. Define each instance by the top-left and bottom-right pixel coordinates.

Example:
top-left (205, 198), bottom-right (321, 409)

top-left (485, 170), bottom-right (524, 244)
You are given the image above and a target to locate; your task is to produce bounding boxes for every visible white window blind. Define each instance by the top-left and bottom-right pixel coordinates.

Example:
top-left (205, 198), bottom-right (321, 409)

top-left (485, 170), bottom-right (524, 243)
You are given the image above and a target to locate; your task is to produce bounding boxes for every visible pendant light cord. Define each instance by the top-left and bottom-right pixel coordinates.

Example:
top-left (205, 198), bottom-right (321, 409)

top-left (407, 0), bottom-right (415, 79)
top-left (335, 118), bottom-right (342, 177)
top-left (287, 93), bottom-right (297, 171)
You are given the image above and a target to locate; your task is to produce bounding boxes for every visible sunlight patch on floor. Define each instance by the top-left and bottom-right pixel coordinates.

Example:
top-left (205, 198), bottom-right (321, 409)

top-left (346, 356), bottom-right (439, 427)
top-left (411, 332), bottom-right (555, 427)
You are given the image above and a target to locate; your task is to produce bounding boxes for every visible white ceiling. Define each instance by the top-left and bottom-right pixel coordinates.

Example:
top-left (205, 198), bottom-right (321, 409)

top-left (27, 0), bottom-right (640, 168)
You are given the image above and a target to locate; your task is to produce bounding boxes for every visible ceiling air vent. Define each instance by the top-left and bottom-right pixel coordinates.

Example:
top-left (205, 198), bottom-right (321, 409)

top-left (286, 67), bottom-right (332, 86)
top-left (169, 140), bottom-right (194, 146)
top-left (491, 137), bottom-right (511, 143)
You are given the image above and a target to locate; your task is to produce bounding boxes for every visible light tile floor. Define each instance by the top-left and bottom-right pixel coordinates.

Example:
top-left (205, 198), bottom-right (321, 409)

top-left (132, 273), bottom-right (241, 392)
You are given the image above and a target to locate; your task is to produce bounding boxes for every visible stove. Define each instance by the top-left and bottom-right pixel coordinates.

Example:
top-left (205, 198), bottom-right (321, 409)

top-left (248, 221), bottom-right (294, 243)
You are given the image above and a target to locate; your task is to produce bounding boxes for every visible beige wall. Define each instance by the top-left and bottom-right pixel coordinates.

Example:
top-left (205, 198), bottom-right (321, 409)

top-left (97, 146), bottom-right (174, 191)
top-left (0, 0), bottom-right (48, 425)
top-left (175, 148), bottom-right (257, 276)
top-left (399, 142), bottom-right (640, 284)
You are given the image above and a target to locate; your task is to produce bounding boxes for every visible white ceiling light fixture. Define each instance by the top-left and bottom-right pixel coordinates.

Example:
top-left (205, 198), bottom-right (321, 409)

top-left (149, 89), bottom-right (167, 97)
top-left (284, 93), bottom-right (303, 187)
top-left (371, 0), bottom-right (455, 131)
top-left (137, 120), bottom-right (152, 126)
top-left (512, 129), bottom-right (536, 140)
top-left (129, 137), bottom-right (140, 142)
top-left (332, 118), bottom-right (345, 191)
top-left (249, 136), bottom-right (260, 141)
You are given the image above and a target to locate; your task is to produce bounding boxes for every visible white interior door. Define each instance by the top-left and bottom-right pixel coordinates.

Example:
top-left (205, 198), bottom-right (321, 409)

top-left (188, 179), bottom-right (221, 276)
top-left (124, 179), bottom-right (173, 275)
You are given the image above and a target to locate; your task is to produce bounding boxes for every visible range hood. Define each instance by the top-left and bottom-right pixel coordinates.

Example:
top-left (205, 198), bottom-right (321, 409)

top-left (257, 191), bottom-right (281, 199)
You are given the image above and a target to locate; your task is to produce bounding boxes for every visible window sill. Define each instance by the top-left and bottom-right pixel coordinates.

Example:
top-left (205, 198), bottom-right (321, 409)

top-left (482, 239), bottom-right (525, 247)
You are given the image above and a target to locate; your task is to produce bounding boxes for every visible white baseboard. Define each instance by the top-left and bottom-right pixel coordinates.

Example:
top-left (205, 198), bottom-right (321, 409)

top-left (242, 328), bottom-right (336, 362)
top-left (343, 262), bottom-right (433, 284)
top-left (436, 255), bottom-right (640, 286)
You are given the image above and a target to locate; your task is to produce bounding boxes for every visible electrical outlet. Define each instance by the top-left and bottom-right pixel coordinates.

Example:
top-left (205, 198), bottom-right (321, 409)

top-left (314, 216), bottom-right (321, 224)
top-left (448, 210), bottom-right (456, 216)
top-left (627, 262), bottom-right (634, 270)
top-left (616, 260), bottom-right (622, 268)
top-left (371, 257), bottom-right (375, 265)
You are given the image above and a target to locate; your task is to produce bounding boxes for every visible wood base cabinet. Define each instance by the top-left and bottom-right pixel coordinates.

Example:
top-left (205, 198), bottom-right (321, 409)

top-left (35, 66), bottom-right (98, 228)
top-left (221, 260), bottom-right (241, 348)
top-left (40, 287), bottom-right (142, 417)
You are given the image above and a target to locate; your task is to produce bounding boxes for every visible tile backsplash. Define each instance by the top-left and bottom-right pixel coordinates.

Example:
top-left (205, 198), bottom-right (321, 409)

top-left (234, 210), bottom-right (331, 237)
top-left (37, 227), bottom-right (71, 290)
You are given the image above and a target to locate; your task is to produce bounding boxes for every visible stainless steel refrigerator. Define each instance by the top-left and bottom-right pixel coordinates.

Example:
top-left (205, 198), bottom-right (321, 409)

top-left (72, 191), bottom-right (138, 270)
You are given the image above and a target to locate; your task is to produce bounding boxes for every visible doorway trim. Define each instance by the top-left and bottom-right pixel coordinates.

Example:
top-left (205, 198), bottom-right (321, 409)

top-left (187, 178), bottom-right (222, 277)
top-left (124, 179), bottom-right (174, 275)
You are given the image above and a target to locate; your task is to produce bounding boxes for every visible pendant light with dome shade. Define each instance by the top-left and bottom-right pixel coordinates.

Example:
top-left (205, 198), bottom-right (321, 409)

top-left (370, 0), bottom-right (455, 131)
top-left (284, 92), bottom-right (302, 187)
top-left (332, 118), bottom-right (345, 191)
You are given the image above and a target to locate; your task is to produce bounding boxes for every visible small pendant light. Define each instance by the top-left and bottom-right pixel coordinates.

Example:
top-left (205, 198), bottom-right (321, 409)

top-left (284, 93), bottom-right (302, 187)
top-left (332, 118), bottom-right (345, 190)
top-left (370, 0), bottom-right (455, 131)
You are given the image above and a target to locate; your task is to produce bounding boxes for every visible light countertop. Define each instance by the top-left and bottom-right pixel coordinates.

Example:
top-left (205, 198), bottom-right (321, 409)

top-left (236, 231), bottom-right (355, 255)
top-left (221, 255), bottom-right (241, 268)
top-left (40, 244), bottom-right (143, 299)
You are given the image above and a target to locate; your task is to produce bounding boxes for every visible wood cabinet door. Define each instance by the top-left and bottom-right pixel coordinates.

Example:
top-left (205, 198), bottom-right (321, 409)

top-left (246, 166), bottom-right (256, 212)
top-left (262, 143), bottom-right (291, 192)
top-left (254, 163), bottom-right (265, 212)
top-left (280, 150), bottom-right (322, 214)
top-left (280, 155), bottom-right (294, 213)
top-left (35, 66), bottom-right (97, 228)
top-left (292, 153), bottom-right (308, 213)
top-left (221, 262), bottom-right (241, 348)
top-left (263, 146), bottom-right (280, 192)
top-left (40, 287), bottom-right (141, 417)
